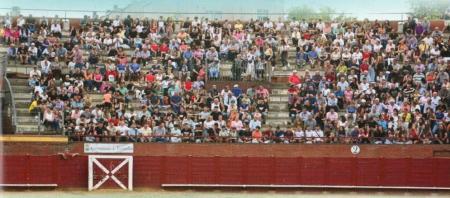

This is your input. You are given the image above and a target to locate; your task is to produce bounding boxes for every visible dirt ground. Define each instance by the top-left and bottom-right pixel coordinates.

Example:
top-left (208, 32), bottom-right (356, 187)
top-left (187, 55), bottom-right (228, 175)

top-left (1, 188), bottom-right (450, 198)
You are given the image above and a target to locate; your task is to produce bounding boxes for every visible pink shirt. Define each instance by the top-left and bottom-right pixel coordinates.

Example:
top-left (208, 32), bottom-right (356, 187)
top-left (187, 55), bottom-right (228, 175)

top-left (230, 120), bottom-right (243, 130)
top-left (344, 90), bottom-right (353, 100)
top-left (326, 112), bottom-right (338, 122)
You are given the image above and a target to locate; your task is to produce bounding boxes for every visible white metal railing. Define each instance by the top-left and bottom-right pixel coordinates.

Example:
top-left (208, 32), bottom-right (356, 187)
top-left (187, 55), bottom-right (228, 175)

top-left (1, 55), bottom-right (18, 133)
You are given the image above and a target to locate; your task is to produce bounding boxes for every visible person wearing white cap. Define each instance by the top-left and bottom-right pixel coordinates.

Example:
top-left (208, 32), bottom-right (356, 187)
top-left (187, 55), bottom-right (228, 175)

top-left (289, 70), bottom-right (301, 88)
top-left (28, 43), bottom-right (38, 65)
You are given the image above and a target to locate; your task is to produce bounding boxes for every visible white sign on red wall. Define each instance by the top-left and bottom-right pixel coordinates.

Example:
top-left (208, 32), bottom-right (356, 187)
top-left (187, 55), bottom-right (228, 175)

top-left (84, 143), bottom-right (134, 154)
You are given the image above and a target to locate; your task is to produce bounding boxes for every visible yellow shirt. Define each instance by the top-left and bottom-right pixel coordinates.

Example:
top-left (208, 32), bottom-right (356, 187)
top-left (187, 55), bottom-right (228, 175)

top-left (29, 100), bottom-right (38, 112)
top-left (234, 23), bottom-right (243, 31)
top-left (336, 65), bottom-right (348, 74)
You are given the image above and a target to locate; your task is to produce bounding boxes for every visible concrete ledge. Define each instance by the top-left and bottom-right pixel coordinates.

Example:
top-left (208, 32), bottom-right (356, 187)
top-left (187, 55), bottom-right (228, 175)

top-left (0, 135), bottom-right (68, 143)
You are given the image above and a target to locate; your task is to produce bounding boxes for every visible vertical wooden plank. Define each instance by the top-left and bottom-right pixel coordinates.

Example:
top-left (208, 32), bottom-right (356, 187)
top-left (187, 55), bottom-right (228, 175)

top-left (241, 156), bottom-right (248, 184)
top-left (51, 155), bottom-right (58, 185)
top-left (160, 156), bottom-right (166, 185)
top-left (214, 155), bottom-right (220, 184)
top-left (26, 154), bottom-right (31, 184)
top-left (187, 155), bottom-right (192, 184)
top-left (352, 157), bottom-right (358, 186)
top-left (271, 156), bottom-right (276, 185)
top-left (406, 158), bottom-right (412, 186)
top-left (297, 157), bottom-right (303, 184)
top-left (432, 158), bottom-right (438, 187)
top-left (323, 157), bottom-right (329, 185)
top-left (378, 157), bottom-right (385, 186)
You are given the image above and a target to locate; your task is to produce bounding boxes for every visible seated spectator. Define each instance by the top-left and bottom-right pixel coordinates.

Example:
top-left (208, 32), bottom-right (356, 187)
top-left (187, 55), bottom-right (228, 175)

top-left (6, 43), bottom-right (17, 64)
top-left (289, 70), bottom-right (301, 87)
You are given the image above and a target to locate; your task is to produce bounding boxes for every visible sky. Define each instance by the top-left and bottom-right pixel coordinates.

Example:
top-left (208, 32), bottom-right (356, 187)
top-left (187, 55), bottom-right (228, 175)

top-left (0, 0), bottom-right (411, 20)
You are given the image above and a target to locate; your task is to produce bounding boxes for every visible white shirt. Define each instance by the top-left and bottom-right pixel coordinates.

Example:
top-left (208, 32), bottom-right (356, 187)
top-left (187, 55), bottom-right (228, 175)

top-left (40, 60), bottom-right (51, 73)
top-left (43, 111), bottom-right (54, 122)
top-left (51, 23), bottom-right (61, 33)
top-left (305, 130), bottom-right (315, 138)
top-left (116, 125), bottom-right (130, 136)
top-left (29, 69), bottom-right (41, 78)
top-left (28, 47), bottom-right (38, 56)
top-left (17, 17), bottom-right (25, 27)
top-left (136, 25), bottom-right (144, 33)
top-left (294, 130), bottom-right (305, 138)
top-left (112, 19), bottom-right (121, 27)
top-left (316, 22), bottom-right (325, 31)
top-left (263, 21), bottom-right (273, 29)
top-left (276, 22), bottom-right (284, 30)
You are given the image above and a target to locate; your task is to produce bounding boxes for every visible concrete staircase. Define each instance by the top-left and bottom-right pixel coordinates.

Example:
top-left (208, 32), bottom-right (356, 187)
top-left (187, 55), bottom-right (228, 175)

top-left (9, 77), bottom-right (147, 134)
top-left (266, 82), bottom-right (290, 127)
top-left (265, 66), bottom-right (323, 128)
top-left (10, 78), bottom-right (42, 133)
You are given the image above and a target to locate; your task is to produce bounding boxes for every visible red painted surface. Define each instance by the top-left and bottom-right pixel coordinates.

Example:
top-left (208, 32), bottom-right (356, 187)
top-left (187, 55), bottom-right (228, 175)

top-left (2, 155), bottom-right (450, 188)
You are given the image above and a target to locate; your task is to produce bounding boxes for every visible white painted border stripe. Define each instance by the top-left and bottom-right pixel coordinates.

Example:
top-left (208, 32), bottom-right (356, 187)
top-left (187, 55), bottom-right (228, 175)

top-left (161, 184), bottom-right (450, 190)
top-left (0, 184), bottom-right (58, 187)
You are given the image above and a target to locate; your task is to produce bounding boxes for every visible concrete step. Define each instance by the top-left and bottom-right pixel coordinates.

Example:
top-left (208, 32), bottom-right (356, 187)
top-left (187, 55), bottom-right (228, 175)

top-left (16, 115), bottom-right (40, 123)
top-left (268, 111), bottom-right (290, 118)
top-left (13, 92), bottom-right (33, 100)
top-left (16, 124), bottom-right (40, 133)
top-left (265, 119), bottom-right (292, 127)
top-left (8, 78), bottom-right (29, 84)
top-left (16, 108), bottom-right (33, 116)
top-left (269, 103), bottom-right (289, 111)
top-left (269, 95), bottom-right (288, 102)
top-left (12, 85), bottom-right (32, 92)
top-left (15, 101), bottom-right (31, 108)
top-left (271, 89), bottom-right (288, 95)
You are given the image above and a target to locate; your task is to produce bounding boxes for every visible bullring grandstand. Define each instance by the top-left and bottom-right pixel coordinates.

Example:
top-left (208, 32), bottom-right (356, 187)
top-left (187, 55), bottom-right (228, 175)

top-left (0, 0), bottom-right (449, 196)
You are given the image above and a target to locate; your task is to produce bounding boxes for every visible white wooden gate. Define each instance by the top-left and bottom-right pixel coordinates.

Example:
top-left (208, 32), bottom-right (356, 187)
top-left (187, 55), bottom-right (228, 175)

top-left (88, 155), bottom-right (133, 191)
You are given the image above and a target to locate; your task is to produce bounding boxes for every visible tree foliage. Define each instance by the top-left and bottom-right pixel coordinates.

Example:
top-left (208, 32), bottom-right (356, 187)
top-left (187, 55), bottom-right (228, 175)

top-left (288, 5), bottom-right (339, 21)
top-left (409, 0), bottom-right (450, 19)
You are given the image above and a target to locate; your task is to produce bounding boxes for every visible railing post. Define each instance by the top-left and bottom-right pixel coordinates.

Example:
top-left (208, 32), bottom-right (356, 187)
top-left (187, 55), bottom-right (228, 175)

top-left (61, 110), bottom-right (65, 136)
top-left (37, 111), bottom-right (42, 135)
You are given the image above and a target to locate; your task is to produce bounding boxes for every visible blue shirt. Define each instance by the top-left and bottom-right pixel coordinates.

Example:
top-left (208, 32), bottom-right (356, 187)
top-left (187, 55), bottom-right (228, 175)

top-left (308, 51), bottom-right (318, 59)
top-left (183, 50), bottom-right (193, 60)
top-left (130, 63), bottom-right (140, 72)
top-left (231, 87), bottom-right (242, 97)
top-left (117, 64), bottom-right (126, 71)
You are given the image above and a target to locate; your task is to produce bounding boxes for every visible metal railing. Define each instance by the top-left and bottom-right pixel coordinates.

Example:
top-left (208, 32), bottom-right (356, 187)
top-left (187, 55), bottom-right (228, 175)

top-left (1, 54), bottom-right (18, 133)
top-left (68, 134), bottom-right (448, 145)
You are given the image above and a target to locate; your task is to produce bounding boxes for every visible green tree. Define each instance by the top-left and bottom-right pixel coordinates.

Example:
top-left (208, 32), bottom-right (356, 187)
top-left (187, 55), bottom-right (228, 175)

top-left (409, 0), bottom-right (450, 19)
top-left (288, 6), bottom-right (316, 21)
top-left (288, 5), bottom-right (336, 21)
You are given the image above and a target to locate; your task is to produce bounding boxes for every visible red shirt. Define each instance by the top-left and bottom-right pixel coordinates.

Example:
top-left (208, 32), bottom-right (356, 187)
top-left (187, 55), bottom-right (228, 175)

top-left (289, 74), bottom-right (301, 85)
top-left (325, 72), bottom-right (336, 82)
top-left (11, 30), bottom-right (20, 39)
top-left (145, 73), bottom-right (155, 83)
top-left (303, 32), bottom-right (311, 40)
top-left (255, 38), bottom-right (265, 48)
top-left (362, 51), bottom-right (371, 60)
top-left (105, 70), bottom-right (118, 82)
top-left (150, 43), bottom-right (159, 52)
top-left (360, 63), bottom-right (369, 73)
top-left (198, 68), bottom-right (206, 79)
top-left (184, 80), bottom-right (192, 91)
top-left (160, 44), bottom-right (169, 53)
top-left (108, 117), bottom-right (119, 126)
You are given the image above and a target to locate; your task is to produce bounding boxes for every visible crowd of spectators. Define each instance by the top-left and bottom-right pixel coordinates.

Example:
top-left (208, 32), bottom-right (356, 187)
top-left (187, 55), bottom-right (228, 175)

top-left (287, 17), bottom-right (450, 144)
top-left (1, 14), bottom-right (450, 144)
top-left (2, 14), bottom-right (276, 143)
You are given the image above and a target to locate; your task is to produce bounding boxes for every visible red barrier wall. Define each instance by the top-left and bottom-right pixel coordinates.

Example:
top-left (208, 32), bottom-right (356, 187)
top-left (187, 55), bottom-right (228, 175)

top-left (2, 155), bottom-right (450, 188)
